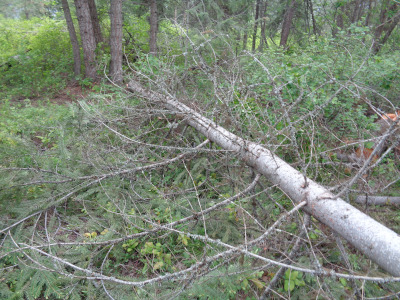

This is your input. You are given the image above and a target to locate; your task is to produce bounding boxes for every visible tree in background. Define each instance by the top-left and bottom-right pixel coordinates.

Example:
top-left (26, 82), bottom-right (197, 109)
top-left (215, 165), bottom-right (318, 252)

top-left (74, 0), bottom-right (97, 80)
top-left (0, 0), bottom-right (54, 19)
top-left (149, 0), bottom-right (158, 55)
top-left (61, 0), bottom-right (81, 76)
top-left (258, 1), bottom-right (269, 51)
top-left (252, 0), bottom-right (261, 51)
top-left (280, 0), bottom-right (297, 47)
top-left (88, 0), bottom-right (103, 47)
top-left (110, 0), bottom-right (123, 83)
top-left (373, 0), bottom-right (400, 54)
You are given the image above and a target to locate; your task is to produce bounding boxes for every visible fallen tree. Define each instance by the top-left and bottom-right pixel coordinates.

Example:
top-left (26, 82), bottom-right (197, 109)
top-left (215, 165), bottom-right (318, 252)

top-left (355, 196), bottom-right (400, 205)
top-left (127, 80), bottom-right (400, 276)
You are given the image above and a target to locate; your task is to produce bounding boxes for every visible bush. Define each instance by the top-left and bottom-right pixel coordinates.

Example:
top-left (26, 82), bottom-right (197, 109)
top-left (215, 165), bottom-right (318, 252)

top-left (0, 16), bottom-right (73, 98)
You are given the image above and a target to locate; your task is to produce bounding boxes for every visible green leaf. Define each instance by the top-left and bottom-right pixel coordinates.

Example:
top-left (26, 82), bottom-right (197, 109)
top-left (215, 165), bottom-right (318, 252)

top-left (290, 271), bottom-right (299, 280)
top-left (250, 278), bottom-right (265, 289)
top-left (295, 278), bottom-right (305, 287)
top-left (154, 261), bottom-right (164, 270)
top-left (339, 278), bottom-right (347, 287)
top-left (284, 279), bottom-right (295, 292)
top-left (365, 141), bottom-right (374, 149)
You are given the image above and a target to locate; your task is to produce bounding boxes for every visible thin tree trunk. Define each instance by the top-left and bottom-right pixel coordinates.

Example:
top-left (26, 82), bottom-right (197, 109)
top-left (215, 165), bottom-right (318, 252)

top-left (110, 0), bottom-right (123, 84)
top-left (351, 0), bottom-right (363, 23)
top-left (127, 79), bottom-right (400, 276)
top-left (280, 0), bottom-right (297, 48)
top-left (149, 0), bottom-right (158, 55)
top-left (258, 1), bottom-right (268, 51)
top-left (88, 0), bottom-right (103, 46)
top-left (243, 31), bottom-right (248, 50)
top-left (304, 0), bottom-right (310, 34)
top-left (24, 0), bottom-right (30, 19)
top-left (74, 0), bottom-right (97, 80)
top-left (355, 196), bottom-right (400, 205)
top-left (308, 0), bottom-right (317, 35)
top-left (61, 0), bottom-right (81, 76)
top-left (252, 0), bottom-right (261, 52)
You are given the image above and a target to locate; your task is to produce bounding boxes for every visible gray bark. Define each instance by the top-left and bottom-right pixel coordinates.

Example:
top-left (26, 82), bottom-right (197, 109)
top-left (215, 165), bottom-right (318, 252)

top-left (61, 0), bottom-right (81, 76)
top-left (74, 0), bottom-right (97, 80)
top-left (355, 196), bottom-right (400, 205)
top-left (110, 0), bottom-right (123, 84)
top-left (88, 0), bottom-right (103, 46)
top-left (126, 80), bottom-right (400, 276)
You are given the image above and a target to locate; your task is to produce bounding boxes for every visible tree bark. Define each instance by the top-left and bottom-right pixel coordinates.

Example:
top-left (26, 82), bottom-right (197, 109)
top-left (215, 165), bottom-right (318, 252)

top-left (149, 0), bottom-right (158, 55)
top-left (280, 0), bottom-right (297, 48)
top-left (351, 0), bottom-right (363, 23)
top-left (364, 0), bottom-right (374, 27)
top-left (332, 1), bottom-right (344, 37)
top-left (88, 0), bottom-right (103, 46)
top-left (373, 1), bottom-right (400, 54)
top-left (126, 79), bottom-right (400, 276)
top-left (252, 0), bottom-right (261, 52)
top-left (258, 1), bottom-right (268, 51)
top-left (61, 0), bottom-right (81, 76)
top-left (308, 0), bottom-right (317, 35)
top-left (110, 0), bottom-right (123, 84)
top-left (355, 196), bottom-right (400, 205)
top-left (74, 0), bottom-right (97, 80)
top-left (242, 31), bottom-right (248, 50)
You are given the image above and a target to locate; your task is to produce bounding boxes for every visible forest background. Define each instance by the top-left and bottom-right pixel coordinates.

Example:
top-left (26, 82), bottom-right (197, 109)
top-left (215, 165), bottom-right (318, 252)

top-left (1, 0), bottom-right (400, 299)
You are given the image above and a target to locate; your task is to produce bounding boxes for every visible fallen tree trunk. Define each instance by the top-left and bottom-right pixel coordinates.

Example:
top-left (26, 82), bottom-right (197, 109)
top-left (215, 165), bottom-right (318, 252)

top-left (126, 80), bottom-right (400, 276)
top-left (355, 196), bottom-right (400, 205)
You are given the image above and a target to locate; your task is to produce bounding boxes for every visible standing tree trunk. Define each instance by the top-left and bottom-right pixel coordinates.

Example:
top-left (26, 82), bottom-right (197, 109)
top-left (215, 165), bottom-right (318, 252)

top-left (280, 0), bottom-right (297, 48)
top-left (252, 0), bottom-right (261, 52)
top-left (351, 0), bottom-right (365, 24)
top-left (23, 0), bottom-right (30, 19)
top-left (364, 0), bottom-right (374, 27)
top-left (74, 0), bottom-right (97, 80)
top-left (373, 1), bottom-right (400, 54)
top-left (258, 1), bottom-right (268, 51)
top-left (242, 31), bottom-right (248, 50)
top-left (332, 2), bottom-right (344, 37)
top-left (88, 0), bottom-right (103, 46)
top-left (110, 0), bottom-right (123, 84)
top-left (61, 0), bottom-right (81, 76)
top-left (308, 0), bottom-right (318, 35)
top-left (149, 0), bottom-right (158, 55)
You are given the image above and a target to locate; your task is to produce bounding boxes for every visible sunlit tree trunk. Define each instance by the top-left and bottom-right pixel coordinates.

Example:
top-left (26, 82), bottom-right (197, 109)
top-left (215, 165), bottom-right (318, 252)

top-left (74, 0), bottom-right (97, 80)
top-left (61, 0), bottom-right (81, 76)
top-left (110, 0), bottom-right (123, 84)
